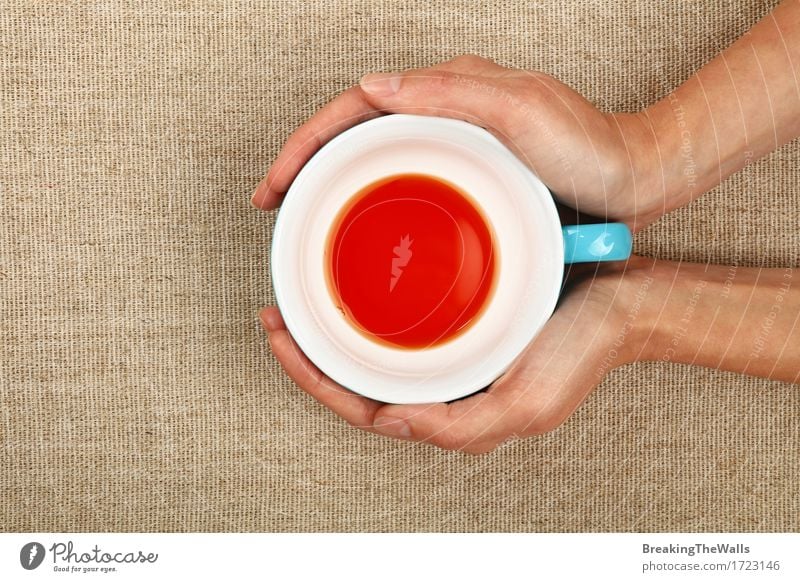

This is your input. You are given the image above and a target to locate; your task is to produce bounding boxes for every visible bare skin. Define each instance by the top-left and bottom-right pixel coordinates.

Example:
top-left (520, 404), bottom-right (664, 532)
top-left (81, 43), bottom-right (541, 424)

top-left (253, 1), bottom-right (800, 454)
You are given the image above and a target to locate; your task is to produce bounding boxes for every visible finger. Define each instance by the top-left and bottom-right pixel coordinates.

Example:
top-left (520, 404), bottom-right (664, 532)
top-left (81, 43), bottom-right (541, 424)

top-left (251, 87), bottom-right (383, 211)
top-left (486, 303), bottom-right (609, 437)
top-left (371, 391), bottom-right (516, 453)
top-left (258, 306), bottom-right (286, 332)
top-left (259, 307), bottom-right (499, 447)
top-left (358, 65), bottom-right (513, 132)
top-left (371, 297), bottom-right (607, 451)
top-left (267, 328), bottom-right (382, 430)
top-left (430, 54), bottom-right (506, 75)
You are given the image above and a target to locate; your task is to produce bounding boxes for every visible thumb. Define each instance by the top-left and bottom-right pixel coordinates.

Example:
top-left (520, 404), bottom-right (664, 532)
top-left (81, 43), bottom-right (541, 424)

top-left (358, 69), bottom-right (509, 129)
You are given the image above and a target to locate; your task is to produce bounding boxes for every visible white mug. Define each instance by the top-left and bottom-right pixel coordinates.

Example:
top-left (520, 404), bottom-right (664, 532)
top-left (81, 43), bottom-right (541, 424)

top-left (271, 114), bottom-right (631, 404)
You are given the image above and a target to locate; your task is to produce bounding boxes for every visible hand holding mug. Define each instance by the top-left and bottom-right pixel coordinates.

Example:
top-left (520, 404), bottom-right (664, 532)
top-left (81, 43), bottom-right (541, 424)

top-left (256, 4), bottom-right (800, 451)
top-left (254, 57), bottom-right (646, 452)
top-left (260, 259), bottom-right (655, 454)
top-left (252, 55), bottom-right (660, 230)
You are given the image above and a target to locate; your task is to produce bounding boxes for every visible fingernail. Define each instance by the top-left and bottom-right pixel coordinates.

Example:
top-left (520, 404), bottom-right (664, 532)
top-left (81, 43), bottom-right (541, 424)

top-left (373, 416), bottom-right (412, 438)
top-left (360, 73), bottom-right (402, 96)
top-left (250, 183), bottom-right (265, 208)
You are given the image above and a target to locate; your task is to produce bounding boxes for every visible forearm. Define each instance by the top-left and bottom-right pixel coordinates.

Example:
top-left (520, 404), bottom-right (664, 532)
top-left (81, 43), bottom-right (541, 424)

top-left (633, 259), bottom-right (800, 383)
top-left (623, 0), bottom-right (800, 219)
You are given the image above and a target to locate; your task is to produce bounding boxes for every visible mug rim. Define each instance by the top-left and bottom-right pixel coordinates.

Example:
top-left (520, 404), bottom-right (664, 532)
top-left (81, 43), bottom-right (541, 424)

top-left (271, 113), bottom-right (565, 403)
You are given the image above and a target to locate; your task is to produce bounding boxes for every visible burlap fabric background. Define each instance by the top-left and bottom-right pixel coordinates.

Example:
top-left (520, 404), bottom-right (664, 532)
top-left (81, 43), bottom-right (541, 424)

top-left (1, 0), bottom-right (798, 532)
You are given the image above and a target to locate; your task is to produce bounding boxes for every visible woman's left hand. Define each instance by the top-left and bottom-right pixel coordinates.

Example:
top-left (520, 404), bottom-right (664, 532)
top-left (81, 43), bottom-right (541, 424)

top-left (260, 257), bottom-right (655, 454)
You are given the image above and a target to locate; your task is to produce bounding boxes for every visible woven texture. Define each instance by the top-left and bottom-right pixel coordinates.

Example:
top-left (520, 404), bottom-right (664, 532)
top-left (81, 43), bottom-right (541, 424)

top-left (1, 0), bottom-right (798, 532)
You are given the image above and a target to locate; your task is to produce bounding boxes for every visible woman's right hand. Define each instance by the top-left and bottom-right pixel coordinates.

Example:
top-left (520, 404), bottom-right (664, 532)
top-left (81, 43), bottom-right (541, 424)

top-left (251, 54), bottom-right (661, 230)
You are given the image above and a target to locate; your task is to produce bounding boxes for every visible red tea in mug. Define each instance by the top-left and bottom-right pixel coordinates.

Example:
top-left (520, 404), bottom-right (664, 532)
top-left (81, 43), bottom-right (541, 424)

top-left (327, 173), bottom-right (496, 349)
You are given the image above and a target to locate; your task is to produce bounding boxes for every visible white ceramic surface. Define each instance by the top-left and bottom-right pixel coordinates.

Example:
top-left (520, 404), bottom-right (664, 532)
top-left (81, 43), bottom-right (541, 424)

top-left (271, 114), bottom-right (564, 404)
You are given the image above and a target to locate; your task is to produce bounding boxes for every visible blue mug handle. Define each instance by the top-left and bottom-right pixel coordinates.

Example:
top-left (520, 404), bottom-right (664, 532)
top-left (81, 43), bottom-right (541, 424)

top-left (562, 223), bottom-right (632, 263)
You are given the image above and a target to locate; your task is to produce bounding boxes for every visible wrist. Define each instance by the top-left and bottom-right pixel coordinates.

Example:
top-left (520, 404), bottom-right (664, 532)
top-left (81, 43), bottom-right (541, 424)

top-left (629, 258), bottom-right (726, 365)
top-left (609, 256), bottom-right (665, 364)
top-left (631, 91), bottom-right (745, 225)
top-left (628, 258), bottom-right (685, 363)
top-left (583, 256), bottom-right (664, 367)
top-left (592, 256), bottom-right (694, 366)
top-left (608, 110), bottom-right (673, 230)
